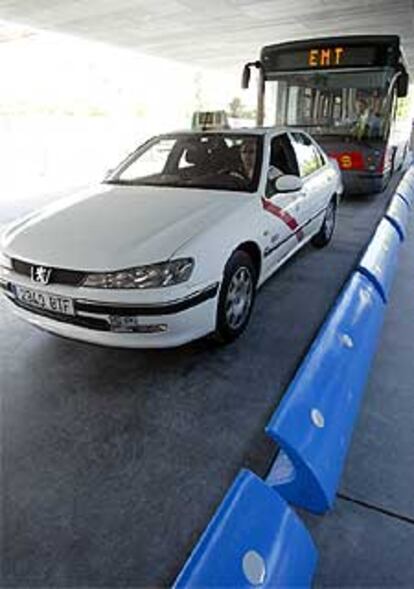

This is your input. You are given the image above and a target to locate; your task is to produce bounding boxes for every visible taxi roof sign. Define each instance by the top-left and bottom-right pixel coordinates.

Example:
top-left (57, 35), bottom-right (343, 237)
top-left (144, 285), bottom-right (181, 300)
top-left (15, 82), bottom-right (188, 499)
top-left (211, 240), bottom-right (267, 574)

top-left (192, 110), bottom-right (230, 131)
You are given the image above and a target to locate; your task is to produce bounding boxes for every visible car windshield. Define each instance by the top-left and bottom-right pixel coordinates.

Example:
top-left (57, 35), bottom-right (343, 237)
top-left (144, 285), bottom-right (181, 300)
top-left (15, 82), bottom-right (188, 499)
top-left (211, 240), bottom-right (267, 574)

top-left (105, 133), bottom-right (263, 193)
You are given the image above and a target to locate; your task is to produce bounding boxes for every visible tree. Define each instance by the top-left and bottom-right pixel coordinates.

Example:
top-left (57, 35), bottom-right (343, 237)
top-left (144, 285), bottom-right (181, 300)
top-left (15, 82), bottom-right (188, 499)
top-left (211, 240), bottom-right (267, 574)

top-left (228, 97), bottom-right (256, 120)
top-left (229, 97), bottom-right (243, 118)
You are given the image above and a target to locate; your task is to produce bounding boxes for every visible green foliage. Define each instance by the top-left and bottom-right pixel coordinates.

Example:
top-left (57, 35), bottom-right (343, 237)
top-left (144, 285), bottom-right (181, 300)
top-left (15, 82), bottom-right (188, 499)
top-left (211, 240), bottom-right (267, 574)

top-left (228, 97), bottom-right (255, 120)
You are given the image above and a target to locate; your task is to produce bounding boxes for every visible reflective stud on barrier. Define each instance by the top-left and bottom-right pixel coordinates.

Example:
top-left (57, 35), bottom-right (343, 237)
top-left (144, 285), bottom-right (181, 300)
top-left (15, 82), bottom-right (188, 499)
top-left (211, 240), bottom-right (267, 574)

top-left (340, 333), bottom-right (354, 349)
top-left (310, 409), bottom-right (325, 428)
top-left (242, 550), bottom-right (267, 585)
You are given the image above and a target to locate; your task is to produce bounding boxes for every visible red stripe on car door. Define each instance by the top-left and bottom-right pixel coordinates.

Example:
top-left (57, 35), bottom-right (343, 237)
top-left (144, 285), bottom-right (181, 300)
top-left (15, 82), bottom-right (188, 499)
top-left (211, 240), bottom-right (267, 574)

top-left (261, 197), bottom-right (304, 241)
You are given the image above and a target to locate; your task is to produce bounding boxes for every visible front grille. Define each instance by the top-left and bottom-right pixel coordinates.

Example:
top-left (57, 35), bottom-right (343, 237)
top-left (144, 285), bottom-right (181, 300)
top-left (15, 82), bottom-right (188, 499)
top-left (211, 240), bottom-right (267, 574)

top-left (11, 258), bottom-right (86, 286)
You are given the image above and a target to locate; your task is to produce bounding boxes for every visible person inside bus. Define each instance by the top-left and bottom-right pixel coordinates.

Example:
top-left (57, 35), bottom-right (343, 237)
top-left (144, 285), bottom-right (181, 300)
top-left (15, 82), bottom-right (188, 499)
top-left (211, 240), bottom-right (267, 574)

top-left (353, 97), bottom-right (371, 140)
top-left (353, 95), bottom-right (383, 140)
top-left (368, 110), bottom-right (383, 138)
top-left (368, 91), bottom-right (384, 138)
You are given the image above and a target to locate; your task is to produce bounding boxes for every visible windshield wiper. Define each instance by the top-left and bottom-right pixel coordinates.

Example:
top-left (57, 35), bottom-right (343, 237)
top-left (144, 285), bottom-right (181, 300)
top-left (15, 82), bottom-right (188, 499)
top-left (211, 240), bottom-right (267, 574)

top-left (286, 124), bottom-right (325, 127)
top-left (104, 179), bottom-right (131, 185)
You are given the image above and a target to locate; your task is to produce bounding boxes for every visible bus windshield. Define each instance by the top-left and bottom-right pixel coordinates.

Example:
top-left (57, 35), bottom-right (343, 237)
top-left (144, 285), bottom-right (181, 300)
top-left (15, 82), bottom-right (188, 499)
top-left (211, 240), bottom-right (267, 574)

top-left (265, 69), bottom-right (394, 140)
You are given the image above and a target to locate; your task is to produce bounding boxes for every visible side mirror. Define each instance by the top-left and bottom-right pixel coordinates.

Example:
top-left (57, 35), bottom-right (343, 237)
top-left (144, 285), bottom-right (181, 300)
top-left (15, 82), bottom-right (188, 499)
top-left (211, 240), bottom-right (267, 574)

top-left (241, 61), bottom-right (262, 90)
top-left (242, 64), bottom-right (251, 89)
top-left (275, 175), bottom-right (303, 193)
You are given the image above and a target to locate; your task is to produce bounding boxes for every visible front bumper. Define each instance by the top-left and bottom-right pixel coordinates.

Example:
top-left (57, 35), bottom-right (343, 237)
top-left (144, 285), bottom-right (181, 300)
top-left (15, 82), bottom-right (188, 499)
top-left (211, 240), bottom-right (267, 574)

top-left (1, 278), bottom-right (219, 348)
top-left (341, 170), bottom-right (387, 195)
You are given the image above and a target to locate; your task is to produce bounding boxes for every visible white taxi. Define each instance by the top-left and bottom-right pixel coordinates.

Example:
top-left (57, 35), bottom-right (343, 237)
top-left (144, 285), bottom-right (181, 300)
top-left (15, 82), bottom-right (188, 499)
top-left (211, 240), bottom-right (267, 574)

top-left (0, 128), bottom-right (342, 348)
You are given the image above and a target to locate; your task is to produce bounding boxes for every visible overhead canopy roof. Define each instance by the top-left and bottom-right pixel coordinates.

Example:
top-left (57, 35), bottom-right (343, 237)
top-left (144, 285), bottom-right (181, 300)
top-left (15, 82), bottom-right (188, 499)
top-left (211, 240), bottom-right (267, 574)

top-left (0, 0), bottom-right (413, 73)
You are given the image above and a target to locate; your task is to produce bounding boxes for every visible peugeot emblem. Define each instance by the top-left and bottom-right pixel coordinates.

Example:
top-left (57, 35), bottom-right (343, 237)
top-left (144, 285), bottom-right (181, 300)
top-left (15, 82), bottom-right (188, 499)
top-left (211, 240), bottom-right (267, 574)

top-left (31, 265), bottom-right (52, 285)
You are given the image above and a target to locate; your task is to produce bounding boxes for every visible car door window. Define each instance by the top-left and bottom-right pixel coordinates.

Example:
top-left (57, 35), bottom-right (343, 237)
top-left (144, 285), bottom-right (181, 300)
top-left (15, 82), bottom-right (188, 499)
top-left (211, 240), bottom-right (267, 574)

top-left (291, 132), bottom-right (322, 178)
top-left (310, 138), bottom-right (327, 168)
top-left (315, 147), bottom-right (326, 168)
top-left (267, 133), bottom-right (300, 196)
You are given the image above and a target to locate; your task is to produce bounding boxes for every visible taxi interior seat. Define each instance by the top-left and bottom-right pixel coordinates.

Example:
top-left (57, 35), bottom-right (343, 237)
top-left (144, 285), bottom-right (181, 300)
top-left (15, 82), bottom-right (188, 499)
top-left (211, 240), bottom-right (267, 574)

top-left (182, 143), bottom-right (211, 177)
top-left (271, 142), bottom-right (291, 174)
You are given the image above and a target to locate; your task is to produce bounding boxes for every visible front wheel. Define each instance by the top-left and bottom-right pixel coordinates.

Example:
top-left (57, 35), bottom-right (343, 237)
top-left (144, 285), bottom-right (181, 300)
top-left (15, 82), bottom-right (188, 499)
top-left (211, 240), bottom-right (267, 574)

top-left (214, 251), bottom-right (257, 344)
top-left (312, 198), bottom-right (336, 248)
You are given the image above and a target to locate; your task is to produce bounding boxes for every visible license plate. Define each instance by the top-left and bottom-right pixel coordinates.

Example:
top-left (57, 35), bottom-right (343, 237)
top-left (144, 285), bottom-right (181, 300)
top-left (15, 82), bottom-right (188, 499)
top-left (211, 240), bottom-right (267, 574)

top-left (14, 285), bottom-right (75, 316)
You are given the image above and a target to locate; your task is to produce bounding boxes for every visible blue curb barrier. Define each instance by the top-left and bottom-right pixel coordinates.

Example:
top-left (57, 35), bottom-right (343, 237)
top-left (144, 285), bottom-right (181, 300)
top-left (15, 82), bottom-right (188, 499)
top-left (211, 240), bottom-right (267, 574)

top-left (265, 272), bottom-right (386, 513)
top-left (357, 217), bottom-right (402, 302)
top-left (396, 191), bottom-right (412, 209)
top-left (385, 193), bottom-right (410, 241)
top-left (396, 171), bottom-right (414, 207)
top-left (173, 469), bottom-right (318, 588)
top-left (173, 167), bottom-right (413, 587)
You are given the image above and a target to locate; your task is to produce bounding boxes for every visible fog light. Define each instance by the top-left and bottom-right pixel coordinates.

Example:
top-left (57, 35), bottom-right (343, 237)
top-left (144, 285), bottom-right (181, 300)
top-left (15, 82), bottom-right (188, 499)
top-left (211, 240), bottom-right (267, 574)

top-left (136, 324), bottom-right (168, 334)
top-left (109, 316), bottom-right (168, 333)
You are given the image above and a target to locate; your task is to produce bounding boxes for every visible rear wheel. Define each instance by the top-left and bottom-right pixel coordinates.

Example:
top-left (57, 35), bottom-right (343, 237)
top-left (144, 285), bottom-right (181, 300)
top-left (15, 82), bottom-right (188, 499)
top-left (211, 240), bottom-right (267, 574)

top-left (214, 251), bottom-right (257, 344)
top-left (312, 198), bottom-right (336, 248)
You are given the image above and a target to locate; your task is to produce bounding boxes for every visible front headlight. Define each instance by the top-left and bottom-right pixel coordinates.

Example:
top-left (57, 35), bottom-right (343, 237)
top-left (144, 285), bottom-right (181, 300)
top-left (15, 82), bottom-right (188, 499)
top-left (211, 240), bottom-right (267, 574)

top-left (82, 258), bottom-right (194, 289)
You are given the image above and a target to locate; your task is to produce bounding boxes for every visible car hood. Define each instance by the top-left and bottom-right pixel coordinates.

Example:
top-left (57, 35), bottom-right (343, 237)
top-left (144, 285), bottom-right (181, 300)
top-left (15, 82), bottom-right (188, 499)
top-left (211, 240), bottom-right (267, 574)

top-left (3, 184), bottom-right (248, 271)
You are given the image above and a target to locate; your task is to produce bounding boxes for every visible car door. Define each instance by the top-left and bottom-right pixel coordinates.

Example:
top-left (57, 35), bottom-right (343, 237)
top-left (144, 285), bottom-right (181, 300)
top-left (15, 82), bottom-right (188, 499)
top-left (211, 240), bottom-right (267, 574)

top-left (289, 132), bottom-right (332, 238)
top-left (311, 138), bottom-right (339, 200)
top-left (261, 133), bottom-right (308, 276)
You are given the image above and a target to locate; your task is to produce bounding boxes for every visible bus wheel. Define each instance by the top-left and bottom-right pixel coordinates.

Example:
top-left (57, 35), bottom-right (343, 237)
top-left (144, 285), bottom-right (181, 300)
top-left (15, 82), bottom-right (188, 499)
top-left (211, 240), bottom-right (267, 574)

top-left (399, 142), bottom-right (409, 170)
top-left (312, 198), bottom-right (336, 248)
top-left (380, 172), bottom-right (391, 192)
top-left (390, 146), bottom-right (397, 175)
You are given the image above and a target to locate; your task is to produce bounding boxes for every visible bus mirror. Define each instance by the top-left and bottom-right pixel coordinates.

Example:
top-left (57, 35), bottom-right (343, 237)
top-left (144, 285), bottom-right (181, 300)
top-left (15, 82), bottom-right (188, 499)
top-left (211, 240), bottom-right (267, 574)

top-left (397, 70), bottom-right (409, 98)
top-left (242, 61), bottom-right (263, 89)
top-left (242, 64), bottom-right (251, 89)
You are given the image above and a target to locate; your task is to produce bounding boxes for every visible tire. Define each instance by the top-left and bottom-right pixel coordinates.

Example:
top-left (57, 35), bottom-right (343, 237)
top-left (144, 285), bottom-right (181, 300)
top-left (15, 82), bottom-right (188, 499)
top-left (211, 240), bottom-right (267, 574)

top-left (214, 251), bottom-right (257, 344)
top-left (312, 198), bottom-right (336, 248)
top-left (390, 146), bottom-right (397, 175)
top-left (380, 171), bottom-right (391, 193)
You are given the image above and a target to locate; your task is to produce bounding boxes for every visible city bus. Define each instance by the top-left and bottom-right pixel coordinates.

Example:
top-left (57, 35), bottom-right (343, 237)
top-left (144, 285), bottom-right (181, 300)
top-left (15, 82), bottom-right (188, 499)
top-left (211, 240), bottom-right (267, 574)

top-left (242, 36), bottom-right (411, 194)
